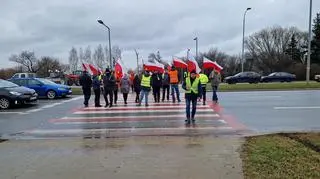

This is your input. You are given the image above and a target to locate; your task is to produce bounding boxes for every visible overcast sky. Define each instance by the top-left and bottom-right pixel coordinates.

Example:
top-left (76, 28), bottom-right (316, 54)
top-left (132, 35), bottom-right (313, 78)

top-left (1, 0), bottom-right (319, 70)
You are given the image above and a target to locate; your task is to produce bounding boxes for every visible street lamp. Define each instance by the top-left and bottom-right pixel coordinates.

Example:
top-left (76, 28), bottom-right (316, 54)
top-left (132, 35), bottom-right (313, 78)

top-left (194, 37), bottom-right (198, 60)
top-left (241, 7), bottom-right (252, 73)
top-left (306, 0), bottom-right (313, 84)
top-left (97, 19), bottom-right (112, 68)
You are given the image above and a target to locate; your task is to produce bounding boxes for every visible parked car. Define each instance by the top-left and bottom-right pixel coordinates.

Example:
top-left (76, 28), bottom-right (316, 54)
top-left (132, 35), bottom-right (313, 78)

top-left (0, 79), bottom-right (38, 109)
top-left (11, 73), bottom-right (37, 79)
top-left (224, 72), bottom-right (261, 84)
top-left (9, 78), bottom-right (72, 99)
top-left (261, 72), bottom-right (296, 83)
top-left (315, 75), bottom-right (320, 82)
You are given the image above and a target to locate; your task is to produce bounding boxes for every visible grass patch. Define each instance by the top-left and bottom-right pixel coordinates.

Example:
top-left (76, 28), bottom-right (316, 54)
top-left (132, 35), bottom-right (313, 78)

top-left (241, 132), bottom-right (320, 179)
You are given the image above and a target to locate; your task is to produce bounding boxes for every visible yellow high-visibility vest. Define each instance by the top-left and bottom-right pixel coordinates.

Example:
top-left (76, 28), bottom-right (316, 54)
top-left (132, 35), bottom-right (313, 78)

top-left (141, 75), bottom-right (151, 87)
top-left (199, 74), bottom-right (209, 85)
top-left (185, 77), bottom-right (200, 94)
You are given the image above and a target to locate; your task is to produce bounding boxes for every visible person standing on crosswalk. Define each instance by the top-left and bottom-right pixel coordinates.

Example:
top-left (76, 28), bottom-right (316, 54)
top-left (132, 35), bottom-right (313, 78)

top-left (182, 70), bottom-right (202, 124)
top-left (92, 73), bottom-right (102, 107)
top-left (79, 70), bottom-right (92, 108)
top-left (138, 70), bottom-right (151, 106)
top-left (209, 70), bottom-right (221, 103)
top-left (169, 66), bottom-right (181, 103)
top-left (199, 71), bottom-right (209, 105)
top-left (151, 70), bottom-right (162, 103)
top-left (103, 68), bottom-right (116, 108)
top-left (162, 69), bottom-right (170, 102)
top-left (120, 73), bottom-right (130, 105)
top-left (133, 73), bottom-right (141, 103)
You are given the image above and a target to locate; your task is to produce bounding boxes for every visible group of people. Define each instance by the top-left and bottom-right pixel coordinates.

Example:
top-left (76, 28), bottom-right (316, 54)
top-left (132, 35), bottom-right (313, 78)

top-left (79, 66), bottom-right (221, 124)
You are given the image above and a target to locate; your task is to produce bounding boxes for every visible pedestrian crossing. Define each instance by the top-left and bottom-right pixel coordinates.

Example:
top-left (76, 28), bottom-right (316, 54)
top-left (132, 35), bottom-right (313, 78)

top-left (17, 94), bottom-right (244, 139)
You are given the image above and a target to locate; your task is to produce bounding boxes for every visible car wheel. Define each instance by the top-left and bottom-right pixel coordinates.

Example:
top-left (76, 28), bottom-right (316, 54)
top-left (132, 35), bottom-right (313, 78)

top-left (0, 97), bottom-right (10, 109)
top-left (47, 90), bottom-right (56, 99)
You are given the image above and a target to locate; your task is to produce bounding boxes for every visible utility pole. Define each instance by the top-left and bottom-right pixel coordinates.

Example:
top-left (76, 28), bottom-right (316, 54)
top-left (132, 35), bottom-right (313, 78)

top-left (306, 0), bottom-right (312, 84)
top-left (241, 8), bottom-right (252, 72)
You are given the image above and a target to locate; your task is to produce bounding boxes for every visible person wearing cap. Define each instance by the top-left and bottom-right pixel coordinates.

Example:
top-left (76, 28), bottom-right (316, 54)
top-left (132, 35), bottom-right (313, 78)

top-left (138, 70), bottom-right (152, 106)
top-left (79, 70), bottom-right (92, 107)
top-left (209, 70), bottom-right (221, 103)
top-left (168, 65), bottom-right (181, 103)
top-left (182, 70), bottom-right (202, 124)
top-left (103, 68), bottom-right (116, 108)
top-left (199, 71), bottom-right (209, 105)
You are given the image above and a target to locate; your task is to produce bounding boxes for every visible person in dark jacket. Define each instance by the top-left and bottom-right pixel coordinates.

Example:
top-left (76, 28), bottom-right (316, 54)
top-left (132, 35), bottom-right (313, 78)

top-left (103, 68), bottom-right (116, 108)
top-left (182, 70), bottom-right (202, 124)
top-left (151, 70), bottom-right (162, 103)
top-left (92, 74), bottom-right (102, 107)
top-left (133, 73), bottom-right (141, 103)
top-left (79, 71), bottom-right (92, 107)
top-left (113, 70), bottom-right (120, 105)
top-left (162, 69), bottom-right (170, 102)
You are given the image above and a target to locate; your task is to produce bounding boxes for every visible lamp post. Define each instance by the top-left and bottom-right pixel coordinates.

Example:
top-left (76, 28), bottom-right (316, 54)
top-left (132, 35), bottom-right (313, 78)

top-left (97, 19), bottom-right (112, 68)
top-left (241, 7), bottom-right (252, 72)
top-left (194, 37), bottom-right (198, 60)
top-left (306, 0), bottom-right (312, 84)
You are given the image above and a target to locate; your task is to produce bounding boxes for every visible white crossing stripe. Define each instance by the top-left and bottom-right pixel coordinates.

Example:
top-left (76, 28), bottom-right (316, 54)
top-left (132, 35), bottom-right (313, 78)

top-left (274, 106), bottom-right (320, 110)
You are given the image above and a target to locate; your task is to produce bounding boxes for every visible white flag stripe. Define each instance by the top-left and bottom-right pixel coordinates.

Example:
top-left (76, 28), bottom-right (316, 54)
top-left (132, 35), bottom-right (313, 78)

top-left (74, 108), bottom-right (213, 114)
top-left (61, 114), bottom-right (220, 120)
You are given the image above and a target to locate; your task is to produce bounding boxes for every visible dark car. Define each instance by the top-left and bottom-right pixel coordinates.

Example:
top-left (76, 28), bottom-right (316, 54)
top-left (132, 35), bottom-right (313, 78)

top-left (0, 79), bottom-right (38, 109)
top-left (9, 78), bottom-right (72, 99)
top-left (261, 72), bottom-right (296, 83)
top-left (224, 72), bottom-right (261, 84)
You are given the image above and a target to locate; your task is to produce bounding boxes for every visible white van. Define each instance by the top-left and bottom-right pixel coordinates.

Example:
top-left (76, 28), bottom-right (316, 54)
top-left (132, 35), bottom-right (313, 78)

top-left (11, 73), bottom-right (37, 79)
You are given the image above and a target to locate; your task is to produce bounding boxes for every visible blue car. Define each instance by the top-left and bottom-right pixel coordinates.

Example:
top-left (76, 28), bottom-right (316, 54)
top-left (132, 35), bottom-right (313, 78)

top-left (9, 78), bottom-right (72, 99)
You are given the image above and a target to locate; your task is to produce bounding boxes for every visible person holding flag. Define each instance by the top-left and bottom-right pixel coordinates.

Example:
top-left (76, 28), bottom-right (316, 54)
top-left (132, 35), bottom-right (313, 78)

top-left (199, 71), bottom-right (209, 105)
top-left (209, 70), bottom-right (222, 103)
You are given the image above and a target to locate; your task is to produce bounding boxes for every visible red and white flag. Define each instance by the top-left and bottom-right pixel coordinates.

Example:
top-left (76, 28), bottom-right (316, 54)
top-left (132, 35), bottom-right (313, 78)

top-left (172, 57), bottom-right (188, 69)
top-left (203, 57), bottom-right (223, 72)
top-left (143, 61), bottom-right (164, 73)
top-left (115, 59), bottom-right (124, 79)
top-left (82, 63), bottom-right (100, 75)
top-left (187, 54), bottom-right (201, 73)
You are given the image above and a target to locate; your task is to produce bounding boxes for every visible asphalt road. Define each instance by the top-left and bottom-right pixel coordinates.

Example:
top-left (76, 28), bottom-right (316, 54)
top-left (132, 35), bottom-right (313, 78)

top-left (1, 90), bottom-right (320, 139)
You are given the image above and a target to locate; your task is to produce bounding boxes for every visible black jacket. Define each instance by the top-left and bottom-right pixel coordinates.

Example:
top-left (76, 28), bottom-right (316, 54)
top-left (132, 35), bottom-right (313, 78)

top-left (103, 73), bottom-right (116, 91)
top-left (79, 73), bottom-right (92, 89)
top-left (151, 73), bottom-right (162, 88)
top-left (92, 76), bottom-right (101, 90)
top-left (133, 74), bottom-right (141, 92)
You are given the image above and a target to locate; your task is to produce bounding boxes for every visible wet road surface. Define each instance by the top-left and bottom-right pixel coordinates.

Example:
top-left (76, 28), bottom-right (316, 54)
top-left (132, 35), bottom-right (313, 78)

top-left (1, 90), bottom-right (320, 139)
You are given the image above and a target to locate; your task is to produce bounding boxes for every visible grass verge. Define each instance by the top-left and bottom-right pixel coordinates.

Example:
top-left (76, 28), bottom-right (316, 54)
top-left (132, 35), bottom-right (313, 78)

top-left (241, 132), bottom-right (320, 179)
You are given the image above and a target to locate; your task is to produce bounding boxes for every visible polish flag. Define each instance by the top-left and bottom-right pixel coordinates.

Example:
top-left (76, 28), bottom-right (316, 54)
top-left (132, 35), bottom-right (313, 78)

top-left (82, 63), bottom-right (89, 72)
top-left (187, 55), bottom-right (201, 73)
top-left (173, 57), bottom-right (188, 69)
top-left (203, 57), bottom-right (223, 72)
top-left (88, 64), bottom-right (99, 75)
top-left (143, 61), bottom-right (164, 73)
top-left (115, 59), bottom-right (124, 79)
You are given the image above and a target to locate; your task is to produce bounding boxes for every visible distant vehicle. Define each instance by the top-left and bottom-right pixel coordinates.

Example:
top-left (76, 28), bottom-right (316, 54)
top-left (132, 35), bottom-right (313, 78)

top-left (11, 73), bottom-right (37, 79)
top-left (9, 78), bottom-right (72, 99)
top-left (315, 75), bottom-right (320, 82)
top-left (224, 72), bottom-right (261, 84)
top-left (0, 79), bottom-right (38, 109)
top-left (65, 70), bottom-right (84, 86)
top-left (261, 72), bottom-right (296, 83)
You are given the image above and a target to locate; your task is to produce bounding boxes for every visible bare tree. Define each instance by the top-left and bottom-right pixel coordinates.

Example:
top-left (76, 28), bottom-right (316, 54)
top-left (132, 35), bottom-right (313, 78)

top-left (69, 47), bottom-right (79, 72)
top-left (112, 45), bottom-right (122, 60)
top-left (79, 47), bottom-right (85, 64)
top-left (245, 26), bottom-right (306, 74)
top-left (37, 56), bottom-right (64, 77)
top-left (93, 44), bottom-right (105, 69)
top-left (9, 51), bottom-right (39, 73)
top-left (84, 46), bottom-right (92, 64)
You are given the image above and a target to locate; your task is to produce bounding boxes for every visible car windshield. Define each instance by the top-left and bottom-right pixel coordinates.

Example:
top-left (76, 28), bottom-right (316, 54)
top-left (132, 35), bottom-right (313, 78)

top-left (0, 80), bottom-right (19, 88)
top-left (36, 78), bottom-right (57, 85)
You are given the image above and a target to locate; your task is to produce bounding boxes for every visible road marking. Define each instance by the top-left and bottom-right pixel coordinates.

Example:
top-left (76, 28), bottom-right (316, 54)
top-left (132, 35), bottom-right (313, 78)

top-left (74, 108), bottom-right (213, 114)
top-left (274, 106), bottom-right (320, 110)
top-left (60, 114), bottom-right (220, 120)
top-left (0, 111), bottom-right (25, 114)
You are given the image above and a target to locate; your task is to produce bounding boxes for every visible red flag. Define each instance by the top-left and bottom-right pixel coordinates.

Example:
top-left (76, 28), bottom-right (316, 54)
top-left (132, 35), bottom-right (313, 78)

top-left (82, 63), bottom-right (89, 72)
top-left (203, 57), bottom-right (223, 72)
top-left (173, 57), bottom-right (188, 69)
top-left (88, 64), bottom-right (99, 75)
top-left (115, 59), bottom-right (123, 79)
top-left (187, 55), bottom-right (201, 73)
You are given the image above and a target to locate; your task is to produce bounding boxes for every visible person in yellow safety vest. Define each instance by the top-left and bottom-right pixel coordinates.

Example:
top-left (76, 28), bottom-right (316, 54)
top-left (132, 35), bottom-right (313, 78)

top-left (199, 72), bottom-right (209, 105)
top-left (183, 71), bottom-right (188, 79)
top-left (182, 70), bottom-right (202, 124)
top-left (138, 70), bottom-right (152, 106)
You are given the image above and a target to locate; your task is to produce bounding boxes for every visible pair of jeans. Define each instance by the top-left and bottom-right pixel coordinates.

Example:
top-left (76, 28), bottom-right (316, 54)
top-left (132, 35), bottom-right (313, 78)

top-left (135, 91), bottom-right (140, 103)
top-left (186, 96), bottom-right (197, 119)
top-left (139, 90), bottom-right (149, 105)
top-left (104, 89), bottom-right (113, 107)
top-left (212, 86), bottom-right (218, 101)
top-left (93, 88), bottom-right (101, 106)
top-left (153, 86), bottom-right (161, 102)
top-left (123, 93), bottom-right (128, 104)
top-left (162, 85), bottom-right (170, 101)
top-left (171, 84), bottom-right (181, 102)
top-left (201, 85), bottom-right (206, 103)
top-left (82, 88), bottom-right (91, 106)
top-left (114, 89), bottom-right (118, 104)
